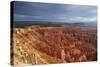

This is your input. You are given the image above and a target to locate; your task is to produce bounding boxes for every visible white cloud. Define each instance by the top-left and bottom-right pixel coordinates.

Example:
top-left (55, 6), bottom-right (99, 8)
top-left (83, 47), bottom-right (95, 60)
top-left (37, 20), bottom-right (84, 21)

top-left (14, 13), bottom-right (44, 19)
top-left (90, 9), bottom-right (97, 13)
top-left (14, 14), bottom-right (27, 18)
top-left (31, 16), bottom-right (44, 19)
top-left (69, 16), bottom-right (97, 22)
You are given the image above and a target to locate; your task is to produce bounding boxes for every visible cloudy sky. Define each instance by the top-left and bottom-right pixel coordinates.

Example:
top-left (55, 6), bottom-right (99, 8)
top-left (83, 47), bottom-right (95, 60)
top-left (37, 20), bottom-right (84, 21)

top-left (13, 1), bottom-right (97, 23)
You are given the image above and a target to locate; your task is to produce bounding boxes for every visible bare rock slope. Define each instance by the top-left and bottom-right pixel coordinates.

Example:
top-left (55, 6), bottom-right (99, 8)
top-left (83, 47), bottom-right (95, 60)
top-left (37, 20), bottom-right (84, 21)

top-left (11, 25), bottom-right (97, 65)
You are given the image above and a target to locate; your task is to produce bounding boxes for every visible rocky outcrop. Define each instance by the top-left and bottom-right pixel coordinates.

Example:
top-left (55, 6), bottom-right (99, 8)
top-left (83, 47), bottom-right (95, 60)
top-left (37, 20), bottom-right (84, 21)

top-left (11, 25), bottom-right (97, 65)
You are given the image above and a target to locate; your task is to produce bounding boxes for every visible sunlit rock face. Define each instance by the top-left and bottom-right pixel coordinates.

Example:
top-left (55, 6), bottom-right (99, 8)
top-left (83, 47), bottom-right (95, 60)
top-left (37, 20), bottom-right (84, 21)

top-left (11, 25), bottom-right (97, 65)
